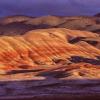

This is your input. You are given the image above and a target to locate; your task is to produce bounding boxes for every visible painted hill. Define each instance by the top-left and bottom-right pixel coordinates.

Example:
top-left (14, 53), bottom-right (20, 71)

top-left (0, 28), bottom-right (100, 74)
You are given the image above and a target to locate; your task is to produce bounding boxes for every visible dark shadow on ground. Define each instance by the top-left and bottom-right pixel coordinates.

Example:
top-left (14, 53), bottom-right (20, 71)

top-left (69, 56), bottom-right (100, 65)
top-left (0, 77), bottom-right (100, 100)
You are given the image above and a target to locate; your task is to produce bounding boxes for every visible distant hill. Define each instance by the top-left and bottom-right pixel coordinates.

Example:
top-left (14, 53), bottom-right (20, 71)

top-left (0, 15), bottom-right (100, 35)
top-left (95, 13), bottom-right (100, 17)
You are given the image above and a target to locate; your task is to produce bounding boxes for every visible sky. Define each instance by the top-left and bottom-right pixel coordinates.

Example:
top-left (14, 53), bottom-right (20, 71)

top-left (0, 0), bottom-right (100, 17)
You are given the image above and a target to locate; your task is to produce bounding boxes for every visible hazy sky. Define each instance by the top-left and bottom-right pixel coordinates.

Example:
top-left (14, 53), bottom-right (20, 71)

top-left (0, 0), bottom-right (100, 17)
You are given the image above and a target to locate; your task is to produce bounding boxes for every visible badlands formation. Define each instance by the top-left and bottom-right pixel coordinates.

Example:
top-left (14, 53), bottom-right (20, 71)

top-left (0, 16), bottom-right (100, 100)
